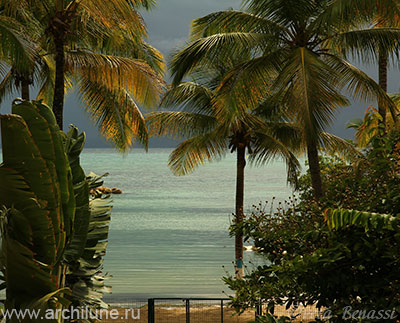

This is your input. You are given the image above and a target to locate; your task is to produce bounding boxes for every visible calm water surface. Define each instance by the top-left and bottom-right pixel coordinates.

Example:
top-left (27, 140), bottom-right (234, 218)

top-left (80, 148), bottom-right (294, 299)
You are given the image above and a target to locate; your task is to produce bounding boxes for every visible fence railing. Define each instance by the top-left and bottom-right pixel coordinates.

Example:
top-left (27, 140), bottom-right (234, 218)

top-left (104, 298), bottom-right (320, 322)
top-left (105, 297), bottom-right (257, 323)
top-left (148, 298), bottom-right (246, 323)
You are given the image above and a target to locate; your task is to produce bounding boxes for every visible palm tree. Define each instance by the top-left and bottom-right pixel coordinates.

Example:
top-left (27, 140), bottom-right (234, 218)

top-left (147, 57), bottom-right (301, 279)
top-left (326, 0), bottom-right (400, 131)
top-left (168, 0), bottom-right (399, 200)
top-left (0, 12), bottom-right (38, 100)
top-left (0, 0), bottom-right (165, 151)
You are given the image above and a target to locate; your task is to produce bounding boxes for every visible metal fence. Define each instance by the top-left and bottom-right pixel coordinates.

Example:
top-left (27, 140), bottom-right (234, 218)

top-left (104, 298), bottom-right (256, 323)
top-left (104, 298), bottom-right (320, 323)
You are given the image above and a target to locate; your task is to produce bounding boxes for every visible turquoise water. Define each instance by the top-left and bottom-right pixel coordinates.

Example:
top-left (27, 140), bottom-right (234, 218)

top-left (80, 148), bottom-right (294, 299)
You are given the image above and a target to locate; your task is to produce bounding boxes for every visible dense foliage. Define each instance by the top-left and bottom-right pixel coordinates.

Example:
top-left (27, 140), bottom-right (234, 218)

top-left (225, 131), bottom-right (400, 322)
top-left (0, 101), bottom-right (112, 322)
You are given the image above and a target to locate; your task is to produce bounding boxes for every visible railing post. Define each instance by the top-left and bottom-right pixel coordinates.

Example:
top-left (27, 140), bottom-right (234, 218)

top-left (148, 298), bottom-right (155, 323)
top-left (185, 299), bottom-right (190, 323)
top-left (221, 299), bottom-right (224, 323)
top-left (255, 300), bottom-right (262, 320)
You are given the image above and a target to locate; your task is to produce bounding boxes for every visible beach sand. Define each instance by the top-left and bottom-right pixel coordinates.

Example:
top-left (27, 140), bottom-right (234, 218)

top-left (101, 304), bottom-right (319, 322)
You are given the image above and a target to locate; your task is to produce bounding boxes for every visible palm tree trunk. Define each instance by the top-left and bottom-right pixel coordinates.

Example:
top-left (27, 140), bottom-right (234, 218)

top-left (52, 32), bottom-right (65, 130)
top-left (21, 78), bottom-right (30, 101)
top-left (235, 143), bottom-right (246, 280)
top-left (378, 48), bottom-right (388, 131)
top-left (307, 140), bottom-right (323, 201)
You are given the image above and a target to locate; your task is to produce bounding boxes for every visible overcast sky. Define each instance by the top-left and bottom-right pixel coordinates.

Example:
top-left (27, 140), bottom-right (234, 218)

top-left (3, 0), bottom-right (400, 148)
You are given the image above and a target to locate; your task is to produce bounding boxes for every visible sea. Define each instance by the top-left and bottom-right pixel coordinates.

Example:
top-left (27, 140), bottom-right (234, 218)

top-left (0, 148), bottom-right (295, 300)
top-left (79, 149), bottom-right (294, 300)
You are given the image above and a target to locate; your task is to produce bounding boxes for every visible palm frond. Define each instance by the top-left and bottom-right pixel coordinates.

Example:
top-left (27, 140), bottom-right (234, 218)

top-left (315, 0), bottom-right (400, 29)
top-left (324, 54), bottom-right (398, 123)
top-left (0, 16), bottom-right (35, 73)
top-left (0, 70), bottom-right (17, 107)
top-left (170, 32), bottom-right (272, 85)
top-left (65, 50), bottom-right (165, 108)
top-left (146, 111), bottom-right (216, 139)
top-left (249, 129), bottom-right (301, 186)
top-left (271, 48), bottom-right (349, 142)
top-left (78, 77), bottom-right (148, 151)
top-left (78, 0), bottom-right (147, 38)
top-left (191, 10), bottom-right (285, 38)
top-left (160, 82), bottom-right (214, 115)
top-left (327, 28), bottom-right (400, 63)
top-left (169, 130), bottom-right (228, 175)
top-left (320, 132), bottom-right (362, 161)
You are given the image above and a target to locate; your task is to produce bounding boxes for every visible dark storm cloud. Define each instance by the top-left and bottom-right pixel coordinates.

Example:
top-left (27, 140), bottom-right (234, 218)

top-left (142, 0), bottom-right (242, 56)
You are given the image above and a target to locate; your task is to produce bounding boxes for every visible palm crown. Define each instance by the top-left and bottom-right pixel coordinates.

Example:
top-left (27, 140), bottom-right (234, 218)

top-left (168, 0), bottom-right (400, 199)
top-left (0, 0), bottom-right (165, 151)
top-left (147, 54), bottom-right (301, 278)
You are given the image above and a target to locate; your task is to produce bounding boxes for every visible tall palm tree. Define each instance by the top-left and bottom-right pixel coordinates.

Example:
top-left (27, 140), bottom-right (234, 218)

top-left (326, 0), bottom-right (400, 130)
top-left (168, 0), bottom-right (399, 200)
top-left (147, 57), bottom-right (301, 279)
top-left (0, 0), bottom-right (165, 151)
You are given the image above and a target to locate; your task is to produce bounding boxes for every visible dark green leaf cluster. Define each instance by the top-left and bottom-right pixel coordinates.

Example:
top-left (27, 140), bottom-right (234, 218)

top-left (226, 131), bottom-right (400, 322)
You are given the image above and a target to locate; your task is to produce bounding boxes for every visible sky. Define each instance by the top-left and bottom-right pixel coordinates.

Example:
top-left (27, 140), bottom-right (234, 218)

top-left (2, 0), bottom-right (400, 148)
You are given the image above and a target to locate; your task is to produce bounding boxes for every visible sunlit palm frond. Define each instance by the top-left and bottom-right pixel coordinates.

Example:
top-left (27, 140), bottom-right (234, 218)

top-left (169, 130), bottom-right (228, 176)
top-left (320, 132), bottom-right (362, 161)
top-left (146, 111), bottom-right (217, 139)
top-left (131, 42), bottom-right (165, 75)
top-left (170, 32), bottom-right (272, 85)
top-left (191, 10), bottom-right (285, 38)
top-left (126, 0), bottom-right (157, 10)
top-left (78, 77), bottom-right (148, 151)
top-left (36, 75), bottom-right (54, 106)
top-left (65, 50), bottom-right (165, 108)
top-left (78, 0), bottom-right (147, 38)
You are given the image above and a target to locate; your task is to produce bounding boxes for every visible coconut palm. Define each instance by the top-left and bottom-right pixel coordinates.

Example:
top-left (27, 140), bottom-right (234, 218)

top-left (325, 0), bottom-right (400, 130)
top-left (0, 0), bottom-right (165, 151)
top-left (168, 0), bottom-right (399, 200)
top-left (147, 55), bottom-right (301, 279)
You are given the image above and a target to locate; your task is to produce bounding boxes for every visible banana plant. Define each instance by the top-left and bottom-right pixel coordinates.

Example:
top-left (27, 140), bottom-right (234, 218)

top-left (62, 128), bottom-right (112, 312)
top-left (0, 100), bottom-right (113, 321)
top-left (0, 99), bottom-right (74, 321)
top-left (325, 208), bottom-right (400, 232)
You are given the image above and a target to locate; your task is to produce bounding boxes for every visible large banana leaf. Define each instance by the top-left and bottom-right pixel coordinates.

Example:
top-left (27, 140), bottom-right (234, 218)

top-left (62, 126), bottom-right (90, 263)
top-left (325, 208), bottom-right (400, 231)
top-left (66, 174), bottom-right (112, 310)
top-left (0, 100), bottom-right (75, 319)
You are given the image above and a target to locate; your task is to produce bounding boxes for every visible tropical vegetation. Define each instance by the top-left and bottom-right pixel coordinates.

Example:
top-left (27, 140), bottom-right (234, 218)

top-left (0, 100), bottom-right (112, 321)
top-left (225, 128), bottom-right (400, 322)
top-left (0, 0), bottom-right (165, 151)
top-left (2, 0), bottom-right (400, 322)
top-left (168, 0), bottom-right (400, 201)
top-left (147, 55), bottom-right (301, 278)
